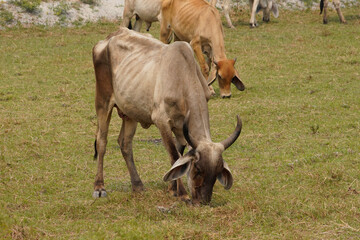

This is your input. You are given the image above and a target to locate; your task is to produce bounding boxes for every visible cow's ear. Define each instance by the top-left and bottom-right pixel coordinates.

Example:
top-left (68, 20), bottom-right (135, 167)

top-left (163, 153), bottom-right (195, 181)
top-left (217, 161), bottom-right (233, 190)
top-left (272, 3), bottom-right (279, 18)
top-left (232, 71), bottom-right (245, 91)
top-left (207, 68), bottom-right (217, 86)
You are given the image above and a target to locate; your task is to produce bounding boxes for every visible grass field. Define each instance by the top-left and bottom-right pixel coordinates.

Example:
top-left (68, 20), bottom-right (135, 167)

top-left (1, 7), bottom-right (360, 239)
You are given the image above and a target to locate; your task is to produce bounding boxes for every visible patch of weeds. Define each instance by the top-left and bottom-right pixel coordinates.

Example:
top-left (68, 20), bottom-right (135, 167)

top-left (310, 124), bottom-right (320, 134)
top-left (71, 1), bottom-right (81, 11)
top-left (73, 17), bottom-right (84, 27)
top-left (321, 29), bottom-right (332, 37)
top-left (53, 1), bottom-right (69, 17)
top-left (10, 0), bottom-right (41, 13)
top-left (303, 0), bottom-right (318, 9)
top-left (81, 0), bottom-right (98, 5)
top-left (0, 7), bottom-right (14, 25)
top-left (0, 92), bottom-right (14, 101)
top-left (53, 1), bottom-right (70, 24)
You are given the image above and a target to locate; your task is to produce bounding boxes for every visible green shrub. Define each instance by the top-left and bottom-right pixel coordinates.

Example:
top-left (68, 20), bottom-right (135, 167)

top-left (0, 8), bottom-right (14, 25)
top-left (10, 0), bottom-right (41, 13)
top-left (80, 0), bottom-right (98, 5)
top-left (53, 1), bottom-right (69, 17)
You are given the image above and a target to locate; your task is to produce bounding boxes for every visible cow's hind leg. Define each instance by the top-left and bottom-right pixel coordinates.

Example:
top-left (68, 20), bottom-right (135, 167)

top-left (118, 117), bottom-right (144, 192)
top-left (333, 0), bottom-right (346, 24)
top-left (322, 0), bottom-right (328, 24)
top-left (93, 104), bottom-right (113, 198)
top-left (223, 0), bottom-right (235, 29)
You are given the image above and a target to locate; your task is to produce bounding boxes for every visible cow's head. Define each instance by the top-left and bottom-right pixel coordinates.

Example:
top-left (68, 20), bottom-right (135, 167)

top-left (163, 115), bottom-right (242, 204)
top-left (208, 59), bottom-right (245, 98)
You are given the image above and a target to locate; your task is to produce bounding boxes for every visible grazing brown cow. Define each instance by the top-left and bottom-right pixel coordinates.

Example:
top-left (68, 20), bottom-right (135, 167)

top-left (320, 0), bottom-right (346, 24)
top-left (92, 27), bottom-right (242, 204)
top-left (160, 0), bottom-right (245, 98)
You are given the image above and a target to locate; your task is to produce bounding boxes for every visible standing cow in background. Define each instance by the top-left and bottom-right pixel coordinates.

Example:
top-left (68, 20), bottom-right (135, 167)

top-left (320, 0), bottom-right (346, 24)
top-left (249, 0), bottom-right (279, 28)
top-left (160, 0), bottom-right (245, 98)
top-left (92, 27), bottom-right (243, 204)
top-left (122, 0), bottom-right (162, 32)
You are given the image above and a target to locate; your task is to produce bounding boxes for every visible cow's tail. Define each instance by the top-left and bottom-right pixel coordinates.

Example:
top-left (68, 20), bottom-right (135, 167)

top-left (320, 0), bottom-right (324, 14)
top-left (93, 139), bottom-right (98, 160)
top-left (256, 4), bottom-right (262, 13)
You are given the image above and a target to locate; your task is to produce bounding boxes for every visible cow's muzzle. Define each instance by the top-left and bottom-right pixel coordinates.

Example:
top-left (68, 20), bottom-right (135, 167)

top-left (221, 94), bottom-right (231, 99)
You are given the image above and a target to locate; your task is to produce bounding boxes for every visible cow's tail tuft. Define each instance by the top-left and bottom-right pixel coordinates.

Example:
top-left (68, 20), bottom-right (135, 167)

top-left (320, 0), bottom-right (324, 14)
top-left (256, 4), bottom-right (262, 13)
top-left (128, 21), bottom-right (132, 29)
top-left (93, 140), bottom-right (98, 160)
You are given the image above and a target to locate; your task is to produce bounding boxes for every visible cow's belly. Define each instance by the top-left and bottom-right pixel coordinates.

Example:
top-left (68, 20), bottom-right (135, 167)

top-left (112, 61), bottom-right (157, 126)
top-left (134, 0), bottom-right (161, 22)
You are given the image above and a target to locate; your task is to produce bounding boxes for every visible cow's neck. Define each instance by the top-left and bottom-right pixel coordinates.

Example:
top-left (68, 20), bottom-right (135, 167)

top-left (187, 108), bottom-right (212, 143)
top-left (211, 34), bottom-right (227, 62)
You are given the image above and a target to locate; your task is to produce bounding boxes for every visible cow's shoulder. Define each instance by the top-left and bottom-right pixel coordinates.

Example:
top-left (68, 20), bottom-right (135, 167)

top-left (165, 41), bottom-right (195, 65)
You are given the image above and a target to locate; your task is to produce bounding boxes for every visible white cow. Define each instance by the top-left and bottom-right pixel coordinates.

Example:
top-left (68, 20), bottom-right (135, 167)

top-left (249, 0), bottom-right (279, 28)
top-left (211, 0), bottom-right (279, 28)
top-left (121, 0), bottom-right (162, 32)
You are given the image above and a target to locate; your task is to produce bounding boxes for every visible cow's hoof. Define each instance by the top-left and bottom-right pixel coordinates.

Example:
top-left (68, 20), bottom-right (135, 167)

top-left (132, 182), bottom-right (144, 192)
top-left (180, 194), bottom-right (191, 203)
top-left (250, 23), bottom-right (257, 28)
top-left (93, 189), bottom-right (107, 198)
top-left (263, 17), bottom-right (270, 22)
top-left (323, 19), bottom-right (328, 24)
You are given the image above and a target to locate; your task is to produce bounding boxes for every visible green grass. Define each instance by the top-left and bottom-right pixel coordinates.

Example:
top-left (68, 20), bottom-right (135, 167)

top-left (1, 8), bottom-right (360, 239)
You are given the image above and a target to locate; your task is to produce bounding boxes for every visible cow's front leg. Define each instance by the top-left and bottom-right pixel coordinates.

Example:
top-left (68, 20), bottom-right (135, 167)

top-left (160, 19), bottom-right (173, 44)
top-left (118, 118), bottom-right (144, 192)
top-left (249, 0), bottom-right (259, 27)
top-left (190, 37), bottom-right (215, 95)
top-left (154, 118), bottom-right (188, 200)
top-left (333, 0), bottom-right (346, 23)
top-left (190, 37), bottom-right (209, 78)
top-left (121, 0), bottom-right (133, 29)
top-left (133, 16), bottom-right (143, 32)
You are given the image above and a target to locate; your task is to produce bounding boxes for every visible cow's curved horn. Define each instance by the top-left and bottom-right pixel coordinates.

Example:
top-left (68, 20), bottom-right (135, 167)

top-left (221, 115), bottom-right (242, 150)
top-left (183, 111), bottom-right (198, 149)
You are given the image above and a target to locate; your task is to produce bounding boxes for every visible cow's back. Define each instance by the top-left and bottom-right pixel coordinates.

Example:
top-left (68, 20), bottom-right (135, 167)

top-left (162, 0), bottom-right (223, 42)
top-left (93, 28), bottom-right (209, 127)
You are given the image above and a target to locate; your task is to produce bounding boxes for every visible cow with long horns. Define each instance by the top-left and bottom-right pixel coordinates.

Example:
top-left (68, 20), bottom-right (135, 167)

top-left (92, 28), bottom-right (242, 204)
